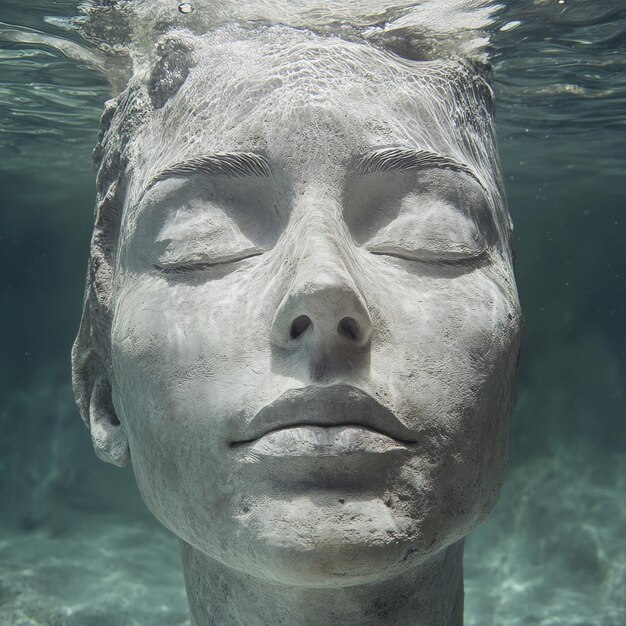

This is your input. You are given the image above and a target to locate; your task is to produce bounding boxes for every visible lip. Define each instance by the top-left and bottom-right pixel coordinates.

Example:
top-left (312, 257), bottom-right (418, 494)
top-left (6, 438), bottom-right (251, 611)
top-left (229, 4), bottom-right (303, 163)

top-left (237, 425), bottom-right (413, 460)
top-left (230, 384), bottom-right (418, 453)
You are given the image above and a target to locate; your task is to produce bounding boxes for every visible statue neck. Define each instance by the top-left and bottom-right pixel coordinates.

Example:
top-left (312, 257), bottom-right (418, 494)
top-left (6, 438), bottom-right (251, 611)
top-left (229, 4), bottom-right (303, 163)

top-left (180, 539), bottom-right (464, 626)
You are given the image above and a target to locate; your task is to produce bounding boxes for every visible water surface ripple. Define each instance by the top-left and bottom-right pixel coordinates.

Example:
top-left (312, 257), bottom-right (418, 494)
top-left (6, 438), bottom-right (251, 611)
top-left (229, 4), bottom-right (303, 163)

top-left (1, 0), bottom-right (625, 178)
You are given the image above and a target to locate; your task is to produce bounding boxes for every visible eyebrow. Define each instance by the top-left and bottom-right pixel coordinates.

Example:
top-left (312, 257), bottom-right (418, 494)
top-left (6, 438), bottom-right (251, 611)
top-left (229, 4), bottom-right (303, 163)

top-left (357, 147), bottom-right (483, 186)
top-left (147, 151), bottom-right (271, 190)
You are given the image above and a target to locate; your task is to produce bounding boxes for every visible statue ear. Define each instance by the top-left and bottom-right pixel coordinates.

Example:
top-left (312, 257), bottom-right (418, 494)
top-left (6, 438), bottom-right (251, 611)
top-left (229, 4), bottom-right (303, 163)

top-left (72, 305), bottom-right (130, 468)
top-left (88, 372), bottom-right (130, 467)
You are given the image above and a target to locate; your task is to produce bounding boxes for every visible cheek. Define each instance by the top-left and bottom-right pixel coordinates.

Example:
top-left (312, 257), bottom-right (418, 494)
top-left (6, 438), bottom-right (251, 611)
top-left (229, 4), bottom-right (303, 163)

top-left (111, 271), bottom-right (267, 385)
top-left (373, 270), bottom-right (521, 481)
top-left (109, 278), bottom-right (228, 516)
top-left (375, 268), bottom-right (520, 417)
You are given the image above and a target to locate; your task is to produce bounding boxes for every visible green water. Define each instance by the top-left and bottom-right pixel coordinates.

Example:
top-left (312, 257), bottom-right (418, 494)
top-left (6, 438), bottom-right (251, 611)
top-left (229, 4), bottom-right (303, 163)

top-left (0, 1), bottom-right (625, 624)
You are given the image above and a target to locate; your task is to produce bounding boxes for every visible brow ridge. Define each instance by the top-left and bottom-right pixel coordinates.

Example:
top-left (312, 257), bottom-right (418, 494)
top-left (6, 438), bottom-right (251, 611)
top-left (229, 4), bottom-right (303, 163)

top-left (357, 147), bottom-right (481, 185)
top-left (149, 151), bottom-right (271, 189)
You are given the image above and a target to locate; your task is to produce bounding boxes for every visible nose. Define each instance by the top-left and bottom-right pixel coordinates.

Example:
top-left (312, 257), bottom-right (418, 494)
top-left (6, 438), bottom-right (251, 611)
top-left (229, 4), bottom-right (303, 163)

top-left (271, 254), bottom-right (373, 351)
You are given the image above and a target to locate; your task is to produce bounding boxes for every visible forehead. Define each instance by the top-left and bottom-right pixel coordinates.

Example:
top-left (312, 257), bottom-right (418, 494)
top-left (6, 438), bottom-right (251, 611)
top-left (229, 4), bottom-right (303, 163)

top-left (129, 28), bottom-right (498, 189)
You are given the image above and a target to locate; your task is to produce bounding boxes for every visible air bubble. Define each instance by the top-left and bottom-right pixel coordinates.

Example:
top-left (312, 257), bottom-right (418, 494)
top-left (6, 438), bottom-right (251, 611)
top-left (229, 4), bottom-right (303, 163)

top-left (178, 2), bottom-right (194, 14)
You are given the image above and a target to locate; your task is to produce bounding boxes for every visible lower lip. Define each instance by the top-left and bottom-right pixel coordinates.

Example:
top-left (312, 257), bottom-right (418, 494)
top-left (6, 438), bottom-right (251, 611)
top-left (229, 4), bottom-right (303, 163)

top-left (236, 425), bottom-right (413, 459)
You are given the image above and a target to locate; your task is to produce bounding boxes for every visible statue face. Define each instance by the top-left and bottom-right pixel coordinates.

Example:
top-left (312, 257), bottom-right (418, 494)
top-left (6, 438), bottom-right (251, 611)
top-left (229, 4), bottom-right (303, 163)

top-left (108, 32), bottom-right (522, 586)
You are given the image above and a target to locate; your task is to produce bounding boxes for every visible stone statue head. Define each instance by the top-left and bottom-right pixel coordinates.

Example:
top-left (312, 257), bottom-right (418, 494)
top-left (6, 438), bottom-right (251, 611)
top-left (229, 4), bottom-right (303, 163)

top-left (72, 6), bottom-right (522, 619)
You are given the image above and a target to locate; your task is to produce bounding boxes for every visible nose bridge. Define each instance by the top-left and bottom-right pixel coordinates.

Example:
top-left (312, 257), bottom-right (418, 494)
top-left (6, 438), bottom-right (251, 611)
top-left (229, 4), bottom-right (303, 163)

top-left (272, 211), bottom-right (373, 349)
top-left (294, 217), bottom-right (354, 293)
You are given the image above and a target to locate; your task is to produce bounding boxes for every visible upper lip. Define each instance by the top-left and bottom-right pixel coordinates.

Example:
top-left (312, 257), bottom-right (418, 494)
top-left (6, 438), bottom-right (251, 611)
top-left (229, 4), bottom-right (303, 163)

top-left (231, 384), bottom-right (418, 445)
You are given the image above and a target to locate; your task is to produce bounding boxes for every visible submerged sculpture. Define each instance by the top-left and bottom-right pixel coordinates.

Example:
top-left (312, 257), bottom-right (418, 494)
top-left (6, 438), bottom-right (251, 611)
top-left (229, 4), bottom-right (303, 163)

top-left (72, 3), bottom-right (522, 624)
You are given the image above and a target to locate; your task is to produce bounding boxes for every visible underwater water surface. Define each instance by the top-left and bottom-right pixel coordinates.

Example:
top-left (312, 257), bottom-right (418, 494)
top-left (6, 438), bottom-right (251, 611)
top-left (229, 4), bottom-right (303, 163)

top-left (1, 1), bottom-right (625, 624)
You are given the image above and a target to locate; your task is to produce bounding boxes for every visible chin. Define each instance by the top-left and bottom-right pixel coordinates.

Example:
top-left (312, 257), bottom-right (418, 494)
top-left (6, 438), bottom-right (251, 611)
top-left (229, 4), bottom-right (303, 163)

top-left (223, 492), bottom-right (445, 587)
top-left (254, 540), bottom-right (421, 587)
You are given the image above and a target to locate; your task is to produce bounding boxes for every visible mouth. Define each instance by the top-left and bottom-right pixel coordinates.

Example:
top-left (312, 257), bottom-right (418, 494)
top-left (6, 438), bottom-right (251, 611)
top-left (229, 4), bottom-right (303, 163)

top-left (230, 384), bottom-right (417, 458)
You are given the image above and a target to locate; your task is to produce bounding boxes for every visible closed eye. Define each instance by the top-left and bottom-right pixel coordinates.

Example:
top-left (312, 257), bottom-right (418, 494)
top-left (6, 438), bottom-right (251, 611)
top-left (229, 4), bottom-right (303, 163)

top-left (368, 246), bottom-right (488, 267)
top-left (154, 250), bottom-right (263, 274)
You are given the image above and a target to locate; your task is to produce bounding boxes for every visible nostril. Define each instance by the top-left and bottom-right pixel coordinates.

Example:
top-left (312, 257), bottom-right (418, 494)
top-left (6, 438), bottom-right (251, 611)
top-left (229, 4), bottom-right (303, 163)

top-left (290, 315), bottom-right (312, 340)
top-left (337, 316), bottom-right (361, 342)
